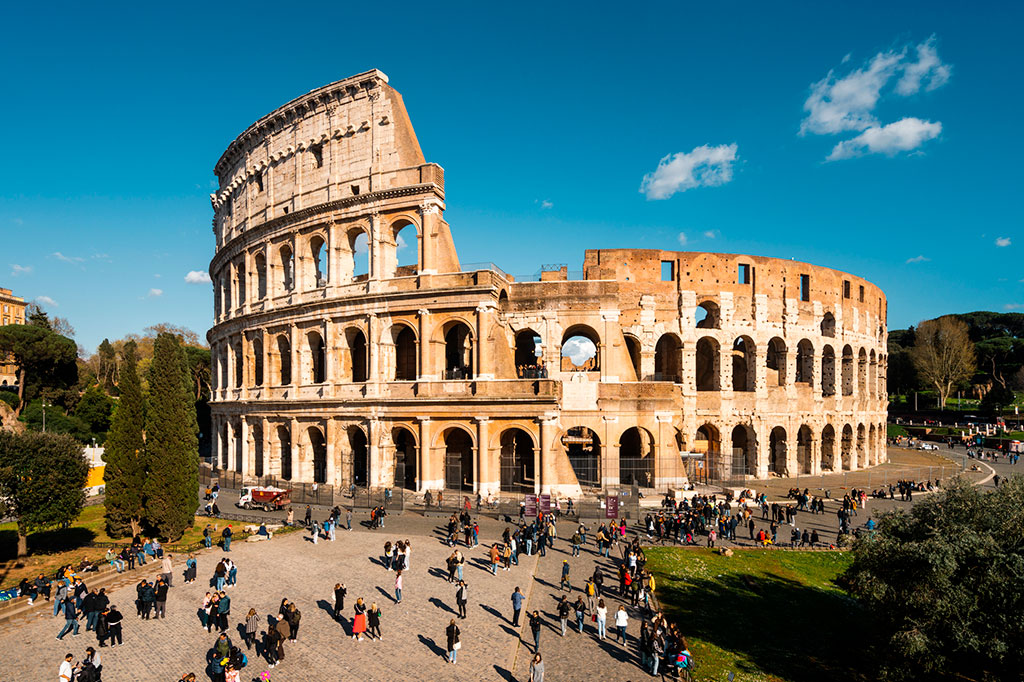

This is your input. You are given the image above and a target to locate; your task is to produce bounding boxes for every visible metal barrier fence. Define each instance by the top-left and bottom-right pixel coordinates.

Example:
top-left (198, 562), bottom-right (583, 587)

top-left (200, 464), bottom-right (405, 511)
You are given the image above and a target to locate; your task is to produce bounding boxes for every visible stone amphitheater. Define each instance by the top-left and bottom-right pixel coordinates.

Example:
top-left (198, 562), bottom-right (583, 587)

top-left (207, 69), bottom-right (888, 498)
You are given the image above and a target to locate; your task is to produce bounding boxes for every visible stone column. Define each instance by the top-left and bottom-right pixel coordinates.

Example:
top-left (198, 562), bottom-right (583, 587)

top-left (600, 310), bottom-right (619, 382)
top-left (368, 418), bottom-right (382, 487)
top-left (475, 417), bottom-right (490, 495)
top-left (367, 313), bottom-right (380, 394)
top-left (289, 325), bottom-right (298, 388)
top-left (261, 417), bottom-right (270, 479)
top-left (417, 310), bottom-right (431, 381)
top-left (418, 202), bottom-right (440, 274)
top-left (418, 417), bottom-right (434, 491)
top-left (240, 418), bottom-right (250, 477)
top-left (290, 418), bottom-right (301, 481)
top-left (475, 303), bottom-right (495, 380)
top-left (539, 417), bottom-right (559, 495)
top-left (603, 415), bottom-right (619, 489)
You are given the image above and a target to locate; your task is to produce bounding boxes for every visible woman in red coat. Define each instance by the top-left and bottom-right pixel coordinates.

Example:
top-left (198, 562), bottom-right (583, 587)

top-left (351, 598), bottom-right (367, 641)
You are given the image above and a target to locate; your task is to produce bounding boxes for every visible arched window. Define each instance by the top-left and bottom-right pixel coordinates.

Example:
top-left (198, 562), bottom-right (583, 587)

top-left (279, 245), bottom-right (294, 292)
top-left (515, 330), bottom-right (544, 378)
top-left (562, 427), bottom-right (601, 489)
top-left (869, 350), bottom-right (878, 398)
top-left (730, 425), bottom-right (755, 476)
top-left (654, 334), bottom-right (682, 382)
top-left (619, 427), bottom-right (654, 487)
top-left (797, 426), bottom-right (813, 474)
top-left (351, 231), bottom-right (369, 279)
top-left (820, 312), bottom-right (836, 338)
top-left (443, 322), bottom-right (474, 379)
top-left (841, 424), bottom-right (854, 470)
top-left (623, 335), bottom-right (642, 381)
top-left (345, 328), bottom-right (368, 383)
top-left (236, 261), bottom-right (246, 305)
top-left (841, 345), bottom-right (854, 396)
top-left (821, 424), bottom-right (836, 471)
top-left (252, 423), bottom-right (264, 478)
top-left (310, 235), bottom-right (327, 287)
top-left (252, 337), bottom-right (264, 387)
top-left (857, 348), bottom-right (867, 395)
top-left (766, 337), bottom-right (787, 387)
top-left (392, 325), bottom-right (417, 381)
top-left (796, 339), bottom-right (814, 386)
top-left (731, 336), bottom-right (755, 392)
top-left (561, 326), bottom-right (600, 372)
top-left (254, 253), bottom-right (267, 300)
top-left (277, 335), bottom-right (291, 385)
top-left (233, 340), bottom-right (243, 388)
top-left (278, 425), bottom-right (292, 481)
top-left (393, 427), bottom-right (417, 491)
top-left (696, 301), bottom-right (720, 329)
top-left (821, 345), bottom-right (836, 397)
top-left (307, 331), bottom-right (326, 384)
top-left (769, 427), bottom-right (787, 475)
top-left (695, 424), bottom-right (721, 479)
top-left (309, 427), bottom-right (327, 484)
top-left (349, 427), bottom-right (368, 487)
top-left (443, 427), bottom-right (474, 491)
top-left (857, 424), bottom-right (867, 468)
top-left (695, 337), bottom-right (720, 391)
top-left (499, 428), bottom-right (535, 493)
top-left (394, 221), bottom-right (418, 276)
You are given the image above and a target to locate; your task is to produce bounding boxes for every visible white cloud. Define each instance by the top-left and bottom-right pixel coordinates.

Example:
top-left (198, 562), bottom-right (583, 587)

top-left (905, 255), bottom-right (930, 264)
top-left (35, 295), bottom-right (58, 307)
top-left (561, 336), bottom-right (597, 366)
top-left (154, 273), bottom-right (162, 278)
top-left (51, 251), bottom-right (84, 264)
top-left (640, 143), bottom-right (738, 200)
top-left (1004, 303), bottom-right (1024, 311)
top-left (10, 264), bottom-right (32, 276)
top-left (184, 270), bottom-right (212, 284)
top-left (896, 36), bottom-right (952, 95)
top-left (703, 230), bottom-right (717, 239)
top-left (677, 232), bottom-right (688, 246)
top-left (148, 288), bottom-right (163, 297)
top-left (541, 200), bottom-right (553, 209)
top-left (827, 118), bottom-right (941, 161)
top-left (996, 237), bottom-right (1011, 247)
top-left (801, 50), bottom-right (903, 135)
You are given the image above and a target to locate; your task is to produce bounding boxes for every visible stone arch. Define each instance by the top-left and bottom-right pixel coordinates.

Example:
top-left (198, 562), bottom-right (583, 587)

top-left (769, 426), bottom-right (787, 476)
top-left (654, 333), bottom-right (682, 382)
top-left (821, 345), bottom-right (836, 397)
top-left (252, 336), bottom-right (264, 387)
top-left (275, 334), bottom-right (291, 386)
top-left (821, 312), bottom-right (836, 338)
top-left (857, 348), bottom-right (868, 396)
top-left (392, 425), bottom-right (417, 491)
top-left (841, 345), bottom-right (854, 396)
top-left (797, 425), bottom-right (813, 475)
top-left (841, 424), bottom-right (854, 470)
top-left (442, 319), bottom-right (474, 379)
top-left (307, 232), bottom-right (328, 288)
top-left (695, 423), bottom-right (722, 479)
top-left (868, 423), bottom-right (877, 466)
top-left (348, 425), bottom-right (368, 487)
top-left (561, 324), bottom-right (600, 372)
top-left (514, 329), bottom-right (543, 377)
top-left (731, 336), bottom-right (755, 392)
top-left (306, 330), bottom-right (326, 384)
top-left (277, 424), bottom-right (293, 481)
top-left (252, 421), bottom-right (264, 478)
top-left (857, 423), bottom-right (867, 468)
top-left (730, 424), bottom-right (756, 477)
top-left (696, 300), bottom-right (720, 329)
top-left (277, 243), bottom-right (294, 292)
top-left (766, 337), bottom-right (787, 387)
top-left (695, 336), bottom-right (720, 391)
top-left (623, 334), bottom-right (642, 381)
top-left (869, 350), bottom-right (878, 398)
top-left (619, 426), bottom-right (654, 488)
top-left (821, 424), bottom-right (836, 472)
top-left (562, 426), bottom-right (601, 489)
top-left (390, 217), bottom-right (420, 276)
top-left (338, 225), bottom-right (370, 281)
top-left (499, 427), bottom-right (536, 493)
top-left (235, 261), bottom-right (246, 306)
top-left (307, 425), bottom-right (327, 484)
top-left (232, 339), bottom-right (243, 388)
top-left (441, 426), bottom-right (475, 491)
top-left (344, 327), bottom-right (368, 382)
top-left (388, 323), bottom-right (418, 381)
top-left (796, 339), bottom-right (814, 386)
top-left (254, 252), bottom-right (267, 300)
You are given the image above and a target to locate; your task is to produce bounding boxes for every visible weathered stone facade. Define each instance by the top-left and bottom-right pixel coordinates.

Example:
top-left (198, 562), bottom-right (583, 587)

top-left (207, 70), bottom-right (888, 497)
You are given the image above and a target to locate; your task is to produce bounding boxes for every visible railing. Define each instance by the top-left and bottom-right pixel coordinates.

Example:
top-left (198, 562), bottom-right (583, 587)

top-left (516, 366), bottom-right (549, 379)
top-left (645, 372), bottom-right (680, 383)
top-left (443, 367), bottom-right (473, 380)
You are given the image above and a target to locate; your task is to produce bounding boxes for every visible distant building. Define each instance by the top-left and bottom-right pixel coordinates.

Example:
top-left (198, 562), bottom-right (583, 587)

top-left (0, 287), bottom-right (26, 387)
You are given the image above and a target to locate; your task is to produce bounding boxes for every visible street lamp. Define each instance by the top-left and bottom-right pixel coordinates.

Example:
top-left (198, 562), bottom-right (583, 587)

top-left (41, 399), bottom-right (50, 433)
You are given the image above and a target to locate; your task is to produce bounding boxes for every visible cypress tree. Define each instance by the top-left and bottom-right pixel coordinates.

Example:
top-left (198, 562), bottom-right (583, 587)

top-left (143, 333), bottom-right (199, 540)
top-left (102, 341), bottom-right (146, 537)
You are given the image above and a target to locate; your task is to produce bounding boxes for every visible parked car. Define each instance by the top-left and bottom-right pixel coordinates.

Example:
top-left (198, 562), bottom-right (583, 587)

top-left (917, 442), bottom-right (939, 451)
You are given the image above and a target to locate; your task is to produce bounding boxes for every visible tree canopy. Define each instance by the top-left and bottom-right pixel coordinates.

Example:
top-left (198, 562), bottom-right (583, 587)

top-left (910, 316), bottom-right (976, 407)
top-left (0, 323), bottom-right (78, 414)
top-left (102, 341), bottom-right (147, 537)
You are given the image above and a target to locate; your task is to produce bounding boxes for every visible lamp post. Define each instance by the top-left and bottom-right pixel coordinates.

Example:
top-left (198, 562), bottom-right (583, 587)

top-left (41, 399), bottom-right (50, 433)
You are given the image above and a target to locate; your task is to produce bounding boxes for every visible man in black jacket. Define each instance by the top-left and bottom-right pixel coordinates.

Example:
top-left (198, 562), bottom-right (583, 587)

top-left (139, 581), bottom-right (156, 620)
top-left (106, 605), bottom-right (123, 646)
top-left (154, 578), bottom-right (169, 619)
top-left (81, 590), bottom-right (99, 631)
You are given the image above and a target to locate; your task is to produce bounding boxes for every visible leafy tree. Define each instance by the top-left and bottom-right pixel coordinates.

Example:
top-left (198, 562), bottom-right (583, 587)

top-left (183, 345), bottom-right (211, 401)
top-left (980, 383), bottom-right (1015, 415)
top-left (142, 333), bottom-right (198, 540)
top-left (844, 477), bottom-right (1024, 681)
top-left (0, 430), bottom-right (88, 557)
top-left (102, 341), bottom-right (147, 538)
top-left (911, 316), bottom-right (976, 408)
top-left (0, 324), bottom-right (78, 415)
top-left (19, 399), bottom-right (90, 441)
top-left (74, 384), bottom-right (114, 442)
top-left (97, 338), bottom-right (118, 392)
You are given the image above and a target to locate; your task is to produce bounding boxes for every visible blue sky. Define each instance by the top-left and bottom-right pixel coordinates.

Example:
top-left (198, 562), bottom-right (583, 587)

top-left (1, 2), bottom-right (1020, 352)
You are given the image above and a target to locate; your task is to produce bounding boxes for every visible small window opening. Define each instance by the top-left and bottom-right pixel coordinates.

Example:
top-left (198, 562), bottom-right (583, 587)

top-left (310, 143), bottom-right (324, 168)
top-left (660, 261), bottom-right (674, 282)
top-left (351, 184), bottom-right (360, 196)
top-left (800, 274), bottom-right (810, 302)
top-left (254, 171), bottom-right (264, 193)
top-left (843, 280), bottom-right (851, 299)
top-left (858, 285), bottom-right (864, 303)
top-left (738, 263), bottom-right (751, 285)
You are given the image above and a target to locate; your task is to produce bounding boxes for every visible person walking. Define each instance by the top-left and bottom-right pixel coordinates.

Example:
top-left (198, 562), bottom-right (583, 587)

top-left (217, 590), bottom-right (231, 632)
top-left (528, 610), bottom-right (542, 652)
top-left (560, 560), bottom-right (571, 592)
top-left (106, 605), bottom-right (123, 647)
top-left (56, 595), bottom-right (80, 640)
top-left (557, 597), bottom-right (570, 636)
top-left (530, 652), bottom-right (545, 682)
top-left (367, 602), bottom-right (382, 641)
top-left (244, 608), bottom-right (259, 649)
top-left (95, 606), bottom-right (109, 648)
top-left (394, 569), bottom-right (403, 604)
top-left (614, 605), bottom-right (629, 644)
top-left (351, 598), bottom-right (367, 641)
top-left (333, 583), bottom-right (347, 621)
top-left (445, 618), bottom-right (460, 664)
top-left (510, 587), bottom-right (524, 626)
top-left (161, 554), bottom-right (174, 586)
top-left (573, 596), bottom-right (587, 633)
top-left (455, 581), bottom-right (468, 619)
top-left (154, 578), bottom-right (168, 619)
top-left (595, 599), bottom-right (607, 640)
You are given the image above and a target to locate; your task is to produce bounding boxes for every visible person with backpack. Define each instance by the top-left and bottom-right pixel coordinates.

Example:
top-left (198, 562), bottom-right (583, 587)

top-left (221, 525), bottom-right (232, 552)
top-left (367, 602), bottom-right (382, 640)
top-left (285, 603), bottom-right (301, 641)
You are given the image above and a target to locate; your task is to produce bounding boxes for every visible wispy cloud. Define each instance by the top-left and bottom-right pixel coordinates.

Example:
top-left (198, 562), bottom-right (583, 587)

top-left (677, 232), bottom-right (688, 246)
top-left (52, 251), bottom-right (85, 265)
top-left (827, 118), bottom-right (942, 161)
top-left (10, 264), bottom-right (32, 276)
top-left (703, 230), bottom-right (718, 239)
top-left (996, 237), bottom-right (1011, 247)
top-left (35, 295), bottom-right (58, 307)
top-left (906, 255), bottom-right (930, 264)
top-left (148, 288), bottom-right (163, 297)
top-left (540, 199), bottom-right (553, 209)
top-left (1004, 303), bottom-right (1024, 311)
top-left (640, 143), bottom-right (739, 200)
top-left (184, 270), bottom-right (212, 284)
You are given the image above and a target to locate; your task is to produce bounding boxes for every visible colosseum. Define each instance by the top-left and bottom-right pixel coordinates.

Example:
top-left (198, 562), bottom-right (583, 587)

top-left (207, 69), bottom-right (888, 499)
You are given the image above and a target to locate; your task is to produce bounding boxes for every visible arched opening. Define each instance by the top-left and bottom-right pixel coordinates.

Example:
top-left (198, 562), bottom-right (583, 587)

top-left (345, 328), bottom-right (368, 383)
top-left (349, 427), bottom-right (368, 487)
top-left (499, 428), bottom-right (535, 493)
top-left (514, 329), bottom-right (544, 378)
top-left (252, 337), bottom-right (264, 387)
top-left (220, 422), bottom-right (229, 469)
top-left (253, 423), bottom-right (264, 478)
top-left (731, 336), bottom-right (755, 392)
top-left (766, 337), bottom-right (787, 387)
top-left (857, 348), bottom-right (867, 395)
top-left (623, 335), bottom-right (642, 381)
top-left (233, 341), bottom-right (243, 388)
top-left (695, 337), bottom-right (720, 391)
top-left (235, 262), bottom-right (246, 305)
top-left (393, 427), bottom-right (417, 491)
top-left (563, 427), bottom-right (601, 489)
top-left (821, 345), bottom-right (836, 397)
top-left (869, 350), bottom-right (877, 398)
top-left (696, 301), bottom-right (720, 329)
top-left (394, 221), bottom-right (418, 275)
top-left (351, 231), bottom-right (370, 279)
top-left (308, 426), bottom-right (327, 484)
top-left (307, 331), bottom-right (326, 384)
top-left (841, 424), bottom-right (854, 470)
top-left (219, 276), bottom-right (230, 316)
top-left (654, 334), bottom-right (682, 382)
top-left (254, 253), bottom-right (267, 300)
top-left (857, 424), bottom-right (867, 468)
top-left (821, 425), bottom-right (836, 472)
top-left (279, 244), bottom-right (294, 292)
top-left (796, 339), bottom-right (814, 386)
top-left (393, 325), bottom-right (417, 381)
top-left (730, 425), bottom-right (755, 477)
top-left (443, 427), bottom-right (474, 491)
top-left (278, 425), bottom-right (292, 481)
top-left (619, 427), bottom-right (654, 488)
top-left (277, 335), bottom-right (291, 386)
top-left (821, 312), bottom-right (836, 338)
top-left (443, 322), bottom-right (474, 379)
top-left (694, 424), bottom-right (721, 480)
top-left (310, 235), bottom-right (327, 287)
top-left (560, 326), bottom-right (600, 372)
top-left (769, 427), bottom-right (787, 476)
top-left (797, 425), bottom-right (813, 475)
top-left (868, 423), bottom-right (877, 465)
top-left (841, 345), bottom-right (854, 396)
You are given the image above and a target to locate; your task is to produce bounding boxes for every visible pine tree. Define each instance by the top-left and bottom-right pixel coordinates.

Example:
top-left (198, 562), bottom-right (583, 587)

top-left (143, 333), bottom-right (199, 540)
top-left (102, 341), bottom-right (146, 537)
